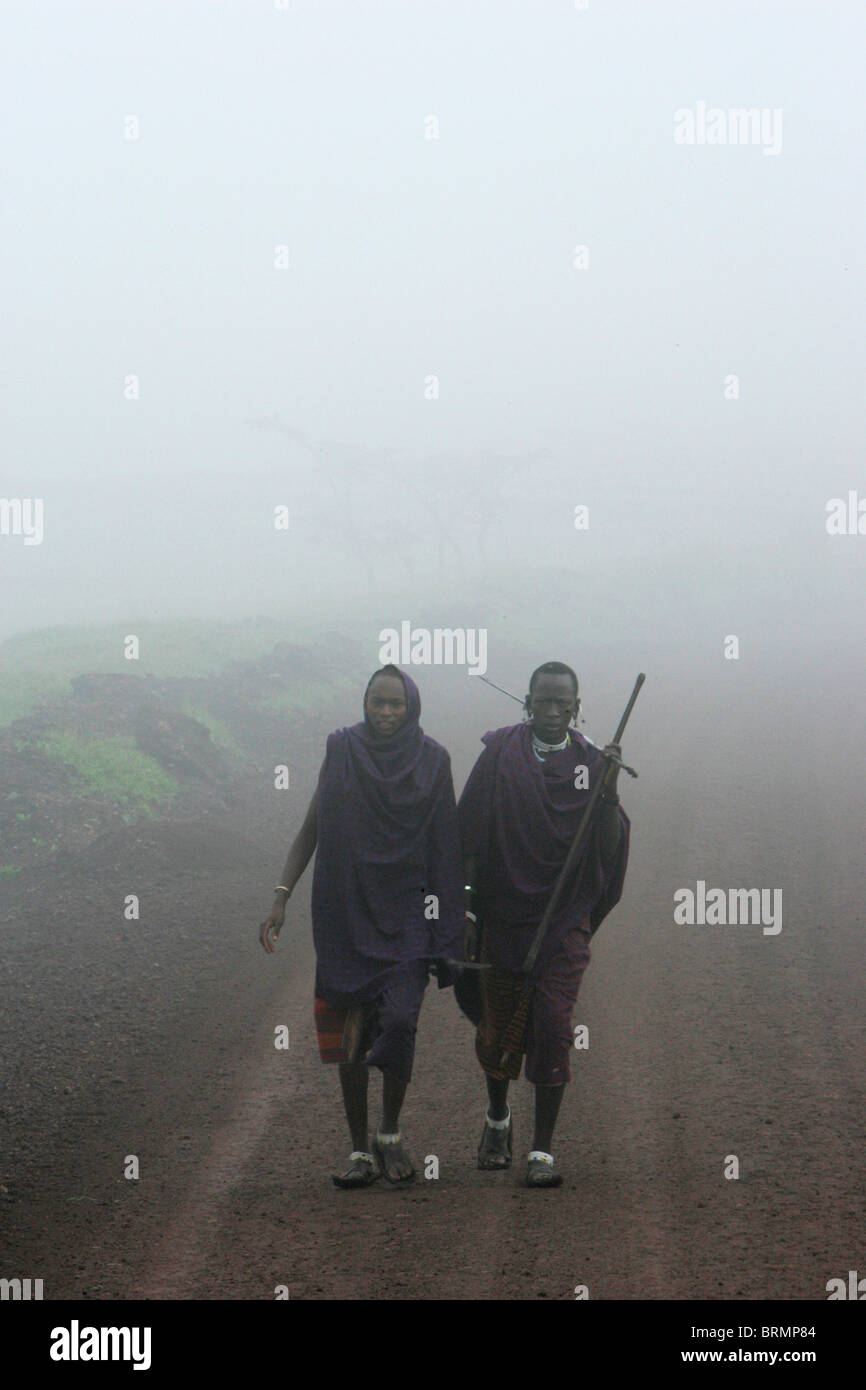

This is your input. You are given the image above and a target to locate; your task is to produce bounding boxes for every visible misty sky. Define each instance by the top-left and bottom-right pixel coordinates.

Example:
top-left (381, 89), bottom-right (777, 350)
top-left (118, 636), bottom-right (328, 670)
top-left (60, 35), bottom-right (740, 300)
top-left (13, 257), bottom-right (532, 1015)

top-left (1, 0), bottom-right (863, 649)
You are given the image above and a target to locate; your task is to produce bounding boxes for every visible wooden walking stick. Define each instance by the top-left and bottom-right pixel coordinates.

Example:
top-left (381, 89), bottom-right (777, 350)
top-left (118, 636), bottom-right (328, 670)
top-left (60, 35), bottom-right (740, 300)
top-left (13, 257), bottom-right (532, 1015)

top-left (498, 673), bottom-right (645, 1071)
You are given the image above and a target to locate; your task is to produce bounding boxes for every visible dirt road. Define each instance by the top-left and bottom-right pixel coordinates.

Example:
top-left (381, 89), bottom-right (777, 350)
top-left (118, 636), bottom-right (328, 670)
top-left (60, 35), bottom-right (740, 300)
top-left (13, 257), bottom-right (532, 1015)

top-left (1, 650), bottom-right (863, 1301)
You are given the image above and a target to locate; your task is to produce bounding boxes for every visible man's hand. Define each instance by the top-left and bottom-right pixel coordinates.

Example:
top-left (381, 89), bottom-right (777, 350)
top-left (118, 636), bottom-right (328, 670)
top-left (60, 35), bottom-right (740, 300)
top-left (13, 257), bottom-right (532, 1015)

top-left (602, 742), bottom-right (622, 793)
top-left (259, 897), bottom-right (287, 953)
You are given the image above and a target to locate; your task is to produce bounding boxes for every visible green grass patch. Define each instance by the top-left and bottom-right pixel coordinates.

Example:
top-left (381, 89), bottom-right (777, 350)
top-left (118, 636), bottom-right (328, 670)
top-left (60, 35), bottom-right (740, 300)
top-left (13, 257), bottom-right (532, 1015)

top-left (0, 618), bottom-right (310, 682)
top-left (0, 865), bottom-right (23, 879)
top-left (0, 618), bottom-right (324, 726)
top-left (179, 702), bottom-right (243, 753)
top-left (258, 675), bottom-right (356, 719)
top-left (29, 732), bottom-right (178, 812)
top-left (0, 671), bottom-right (70, 727)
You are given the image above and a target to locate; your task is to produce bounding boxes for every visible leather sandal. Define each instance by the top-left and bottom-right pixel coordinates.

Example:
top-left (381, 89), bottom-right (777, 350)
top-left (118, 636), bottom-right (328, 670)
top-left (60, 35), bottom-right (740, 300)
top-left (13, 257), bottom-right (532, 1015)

top-left (373, 1133), bottom-right (416, 1184)
top-left (525, 1150), bottom-right (563, 1188)
top-left (477, 1109), bottom-right (513, 1169)
top-left (332, 1151), bottom-right (379, 1189)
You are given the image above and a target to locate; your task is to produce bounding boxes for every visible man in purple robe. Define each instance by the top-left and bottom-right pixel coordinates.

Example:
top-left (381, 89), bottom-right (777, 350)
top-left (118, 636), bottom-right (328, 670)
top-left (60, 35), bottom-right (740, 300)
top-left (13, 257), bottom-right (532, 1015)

top-left (458, 661), bottom-right (630, 1187)
top-left (260, 665), bottom-right (463, 1188)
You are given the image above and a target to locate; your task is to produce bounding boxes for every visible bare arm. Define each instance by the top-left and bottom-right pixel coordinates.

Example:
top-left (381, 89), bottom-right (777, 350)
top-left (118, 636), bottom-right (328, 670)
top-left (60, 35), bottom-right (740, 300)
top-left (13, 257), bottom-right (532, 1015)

top-left (597, 797), bottom-right (623, 869)
top-left (259, 772), bottom-right (321, 953)
top-left (597, 744), bottom-right (623, 871)
top-left (463, 853), bottom-right (478, 901)
top-left (276, 785), bottom-right (319, 895)
top-left (463, 853), bottom-right (479, 959)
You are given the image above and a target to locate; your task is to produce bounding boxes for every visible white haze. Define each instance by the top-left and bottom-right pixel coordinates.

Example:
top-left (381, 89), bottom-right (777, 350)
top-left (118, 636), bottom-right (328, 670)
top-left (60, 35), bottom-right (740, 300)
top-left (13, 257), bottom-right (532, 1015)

top-left (0, 0), bottom-right (863, 712)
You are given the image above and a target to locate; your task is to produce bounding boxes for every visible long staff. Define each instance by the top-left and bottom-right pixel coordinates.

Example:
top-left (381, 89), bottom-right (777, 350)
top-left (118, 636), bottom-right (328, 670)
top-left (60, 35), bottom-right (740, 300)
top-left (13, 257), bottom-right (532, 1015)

top-left (497, 673), bottom-right (645, 1070)
top-left (521, 672), bottom-right (644, 974)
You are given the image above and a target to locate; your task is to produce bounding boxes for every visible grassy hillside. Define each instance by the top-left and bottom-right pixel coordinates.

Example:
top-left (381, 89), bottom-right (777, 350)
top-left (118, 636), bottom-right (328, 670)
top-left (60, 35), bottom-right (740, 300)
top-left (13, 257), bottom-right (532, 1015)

top-left (0, 617), bottom-right (320, 726)
top-left (0, 619), bottom-right (365, 878)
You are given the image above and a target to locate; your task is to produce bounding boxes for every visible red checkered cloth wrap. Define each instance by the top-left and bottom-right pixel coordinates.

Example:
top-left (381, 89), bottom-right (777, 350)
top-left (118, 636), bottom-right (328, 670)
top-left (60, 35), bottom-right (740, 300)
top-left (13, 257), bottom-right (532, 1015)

top-left (314, 997), bottom-right (352, 1064)
top-left (475, 917), bottom-right (593, 1083)
top-left (313, 960), bottom-right (430, 1083)
top-left (458, 723), bottom-right (630, 1084)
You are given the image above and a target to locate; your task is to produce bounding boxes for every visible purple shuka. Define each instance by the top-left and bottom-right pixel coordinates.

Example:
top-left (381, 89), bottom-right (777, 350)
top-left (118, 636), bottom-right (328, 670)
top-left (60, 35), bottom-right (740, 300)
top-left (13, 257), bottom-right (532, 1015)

top-left (458, 722), bottom-right (630, 975)
top-left (311, 670), bottom-right (463, 1006)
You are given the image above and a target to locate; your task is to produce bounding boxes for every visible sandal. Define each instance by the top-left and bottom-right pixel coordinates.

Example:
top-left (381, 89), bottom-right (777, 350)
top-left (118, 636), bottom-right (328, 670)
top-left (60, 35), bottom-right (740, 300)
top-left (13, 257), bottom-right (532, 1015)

top-left (332, 1151), bottom-right (379, 1189)
top-left (373, 1132), bottom-right (416, 1185)
top-left (477, 1108), bottom-right (513, 1170)
top-left (525, 1150), bottom-right (563, 1188)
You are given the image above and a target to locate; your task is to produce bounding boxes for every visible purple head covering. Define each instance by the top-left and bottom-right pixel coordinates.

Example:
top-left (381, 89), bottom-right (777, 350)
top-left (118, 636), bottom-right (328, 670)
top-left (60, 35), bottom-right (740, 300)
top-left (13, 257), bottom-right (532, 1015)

top-left (340, 668), bottom-right (441, 860)
top-left (311, 667), bottom-right (464, 1003)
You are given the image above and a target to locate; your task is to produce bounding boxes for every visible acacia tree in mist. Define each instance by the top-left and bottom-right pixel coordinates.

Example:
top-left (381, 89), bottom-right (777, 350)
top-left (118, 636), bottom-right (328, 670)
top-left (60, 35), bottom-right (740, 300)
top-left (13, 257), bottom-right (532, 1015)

top-left (247, 415), bottom-right (543, 584)
top-left (247, 416), bottom-right (425, 589)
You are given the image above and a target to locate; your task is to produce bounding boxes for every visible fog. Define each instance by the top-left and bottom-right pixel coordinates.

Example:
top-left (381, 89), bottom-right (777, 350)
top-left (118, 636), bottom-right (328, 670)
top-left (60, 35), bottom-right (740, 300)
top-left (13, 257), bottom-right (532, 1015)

top-left (1, 0), bottom-right (863, 706)
top-left (4, 3), bottom-right (866, 1315)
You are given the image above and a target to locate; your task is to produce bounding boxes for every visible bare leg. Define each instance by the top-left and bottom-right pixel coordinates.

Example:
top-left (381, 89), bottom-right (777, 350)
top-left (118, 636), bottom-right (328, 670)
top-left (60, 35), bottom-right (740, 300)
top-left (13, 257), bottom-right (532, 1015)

top-left (382, 1072), bottom-right (408, 1134)
top-left (486, 1075), bottom-right (510, 1121)
top-left (338, 1062), bottom-right (369, 1152)
top-left (477, 1074), bottom-right (512, 1169)
top-left (533, 1082), bottom-right (566, 1152)
top-left (378, 1072), bottom-right (414, 1181)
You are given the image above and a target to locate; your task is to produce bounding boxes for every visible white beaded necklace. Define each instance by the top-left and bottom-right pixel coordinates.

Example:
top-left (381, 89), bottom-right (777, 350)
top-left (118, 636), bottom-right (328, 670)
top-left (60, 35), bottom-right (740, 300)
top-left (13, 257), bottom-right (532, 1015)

top-left (531, 729), bottom-right (571, 761)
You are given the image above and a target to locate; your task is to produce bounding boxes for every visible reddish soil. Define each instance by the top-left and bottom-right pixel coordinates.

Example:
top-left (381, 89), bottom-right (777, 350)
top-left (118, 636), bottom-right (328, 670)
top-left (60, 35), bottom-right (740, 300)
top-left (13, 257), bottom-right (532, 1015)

top-left (1, 650), bottom-right (864, 1301)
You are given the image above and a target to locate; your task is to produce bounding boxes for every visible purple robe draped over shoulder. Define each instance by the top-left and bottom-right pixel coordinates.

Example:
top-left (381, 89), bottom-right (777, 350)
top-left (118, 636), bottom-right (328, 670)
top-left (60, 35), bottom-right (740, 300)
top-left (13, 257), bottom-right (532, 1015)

top-left (311, 670), bottom-right (463, 1004)
top-left (457, 723), bottom-right (630, 975)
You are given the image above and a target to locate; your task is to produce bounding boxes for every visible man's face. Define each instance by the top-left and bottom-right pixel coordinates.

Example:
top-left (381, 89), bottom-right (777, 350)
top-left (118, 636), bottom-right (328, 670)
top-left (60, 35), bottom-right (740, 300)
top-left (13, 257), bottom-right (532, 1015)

top-left (365, 674), bottom-right (409, 738)
top-left (526, 672), bottom-right (578, 743)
